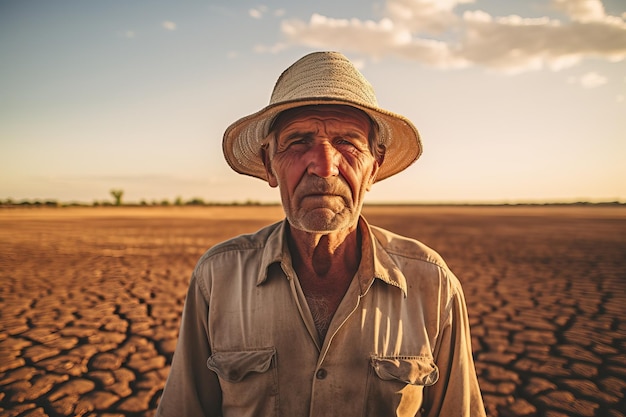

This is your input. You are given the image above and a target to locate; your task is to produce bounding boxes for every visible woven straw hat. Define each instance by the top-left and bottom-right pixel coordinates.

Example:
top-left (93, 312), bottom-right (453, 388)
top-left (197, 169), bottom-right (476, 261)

top-left (222, 51), bottom-right (422, 182)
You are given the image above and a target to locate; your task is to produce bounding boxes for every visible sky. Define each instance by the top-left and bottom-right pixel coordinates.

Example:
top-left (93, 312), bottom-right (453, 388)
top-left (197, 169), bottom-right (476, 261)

top-left (1, 0), bottom-right (625, 204)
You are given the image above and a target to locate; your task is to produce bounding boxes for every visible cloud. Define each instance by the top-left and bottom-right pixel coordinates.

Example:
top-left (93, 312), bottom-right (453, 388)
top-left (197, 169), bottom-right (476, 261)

top-left (250, 6), bottom-right (285, 19)
top-left (281, 14), bottom-right (467, 68)
top-left (568, 71), bottom-right (608, 88)
top-left (457, 10), bottom-right (626, 73)
top-left (271, 0), bottom-right (626, 74)
top-left (551, 0), bottom-right (606, 22)
top-left (385, 0), bottom-right (474, 33)
top-left (580, 72), bottom-right (607, 88)
top-left (249, 5), bottom-right (269, 19)
top-left (162, 21), bottom-right (177, 31)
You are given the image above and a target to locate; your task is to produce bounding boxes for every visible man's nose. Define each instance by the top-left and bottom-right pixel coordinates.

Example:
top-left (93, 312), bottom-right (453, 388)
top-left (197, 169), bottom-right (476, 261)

top-left (307, 142), bottom-right (339, 178)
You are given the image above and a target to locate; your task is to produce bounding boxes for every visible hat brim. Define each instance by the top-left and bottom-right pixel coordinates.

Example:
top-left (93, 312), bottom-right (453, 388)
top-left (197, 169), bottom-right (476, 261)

top-left (223, 98), bottom-right (422, 183)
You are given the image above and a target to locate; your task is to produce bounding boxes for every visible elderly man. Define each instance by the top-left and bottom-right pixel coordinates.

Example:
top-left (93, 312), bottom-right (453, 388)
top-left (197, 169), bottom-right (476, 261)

top-left (156, 51), bottom-right (486, 417)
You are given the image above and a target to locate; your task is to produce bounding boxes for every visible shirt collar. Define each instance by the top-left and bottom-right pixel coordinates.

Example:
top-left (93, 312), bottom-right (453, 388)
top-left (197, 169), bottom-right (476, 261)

top-left (358, 216), bottom-right (408, 297)
top-left (256, 217), bottom-right (407, 297)
top-left (256, 220), bottom-right (287, 286)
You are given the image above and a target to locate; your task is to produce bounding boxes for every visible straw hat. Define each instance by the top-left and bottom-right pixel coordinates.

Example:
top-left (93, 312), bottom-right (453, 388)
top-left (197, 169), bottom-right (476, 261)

top-left (222, 51), bottom-right (422, 182)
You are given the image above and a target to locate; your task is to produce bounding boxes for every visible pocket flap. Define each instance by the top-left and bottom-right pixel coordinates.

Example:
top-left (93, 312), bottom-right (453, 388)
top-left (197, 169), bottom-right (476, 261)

top-left (207, 348), bottom-right (276, 383)
top-left (371, 356), bottom-right (439, 386)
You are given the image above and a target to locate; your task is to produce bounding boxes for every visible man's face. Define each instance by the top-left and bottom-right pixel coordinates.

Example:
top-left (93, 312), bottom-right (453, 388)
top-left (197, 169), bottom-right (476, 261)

top-left (264, 105), bottom-right (380, 234)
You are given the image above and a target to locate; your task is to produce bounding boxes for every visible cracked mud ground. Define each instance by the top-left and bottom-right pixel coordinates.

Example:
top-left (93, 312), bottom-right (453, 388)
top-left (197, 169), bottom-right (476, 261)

top-left (1, 205), bottom-right (625, 417)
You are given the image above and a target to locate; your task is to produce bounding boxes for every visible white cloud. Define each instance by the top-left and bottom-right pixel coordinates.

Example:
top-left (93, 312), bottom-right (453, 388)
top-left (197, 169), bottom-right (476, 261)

top-left (581, 71), bottom-right (608, 88)
top-left (272, 0), bottom-right (626, 74)
top-left (351, 59), bottom-right (366, 70)
top-left (281, 13), bottom-right (467, 68)
top-left (456, 11), bottom-right (626, 73)
top-left (250, 5), bottom-right (269, 19)
top-left (162, 21), bottom-right (177, 31)
top-left (568, 71), bottom-right (608, 88)
top-left (552, 0), bottom-right (606, 22)
top-left (385, 0), bottom-right (472, 33)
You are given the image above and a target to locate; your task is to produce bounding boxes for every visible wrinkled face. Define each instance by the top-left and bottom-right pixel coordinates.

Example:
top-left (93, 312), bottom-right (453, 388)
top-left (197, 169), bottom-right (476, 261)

top-left (263, 105), bottom-right (380, 234)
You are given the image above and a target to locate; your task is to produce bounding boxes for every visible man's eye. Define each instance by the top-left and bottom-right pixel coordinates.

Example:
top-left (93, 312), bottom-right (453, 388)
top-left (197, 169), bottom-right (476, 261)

top-left (289, 138), bottom-right (308, 146)
top-left (336, 138), bottom-right (357, 147)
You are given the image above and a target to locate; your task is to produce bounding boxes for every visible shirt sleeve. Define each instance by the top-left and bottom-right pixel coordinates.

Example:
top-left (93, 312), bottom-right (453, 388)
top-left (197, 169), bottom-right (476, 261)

top-left (156, 273), bottom-right (222, 417)
top-left (424, 273), bottom-right (486, 417)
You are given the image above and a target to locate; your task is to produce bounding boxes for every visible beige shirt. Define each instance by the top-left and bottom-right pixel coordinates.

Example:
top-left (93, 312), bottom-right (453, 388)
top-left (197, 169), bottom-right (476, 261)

top-left (156, 217), bottom-right (486, 417)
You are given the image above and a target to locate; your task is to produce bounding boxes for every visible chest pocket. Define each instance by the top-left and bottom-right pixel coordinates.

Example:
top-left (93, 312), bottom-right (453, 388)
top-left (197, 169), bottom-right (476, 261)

top-left (207, 348), bottom-right (278, 417)
top-left (371, 356), bottom-right (439, 385)
top-left (366, 355), bottom-right (439, 417)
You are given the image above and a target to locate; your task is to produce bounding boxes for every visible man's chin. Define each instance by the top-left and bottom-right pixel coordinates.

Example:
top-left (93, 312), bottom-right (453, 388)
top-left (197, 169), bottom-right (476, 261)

top-left (288, 207), bottom-right (354, 234)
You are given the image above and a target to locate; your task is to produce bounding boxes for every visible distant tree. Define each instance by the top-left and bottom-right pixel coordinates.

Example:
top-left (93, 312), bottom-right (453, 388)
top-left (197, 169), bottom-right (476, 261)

top-left (110, 189), bottom-right (124, 206)
top-left (186, 197), bottom-right (205, 206)
top-left (174, 196), bottom-right (183, 206)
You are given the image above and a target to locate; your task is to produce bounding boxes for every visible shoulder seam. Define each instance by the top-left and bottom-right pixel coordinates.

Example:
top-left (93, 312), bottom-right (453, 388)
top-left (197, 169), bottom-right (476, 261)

top-left (382, 246), bottom-right (449, 271)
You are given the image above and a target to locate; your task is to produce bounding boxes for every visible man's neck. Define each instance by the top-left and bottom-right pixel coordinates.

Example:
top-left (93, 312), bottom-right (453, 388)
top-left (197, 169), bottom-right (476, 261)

top-left (288, 224), bottom-right (361, 278)
top-left (287, 223), bottom-right (362, 341)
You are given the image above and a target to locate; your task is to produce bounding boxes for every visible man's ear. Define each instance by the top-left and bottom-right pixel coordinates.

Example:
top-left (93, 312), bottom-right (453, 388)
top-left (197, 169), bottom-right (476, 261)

top-left (261, 145), bottom-right (279, 188)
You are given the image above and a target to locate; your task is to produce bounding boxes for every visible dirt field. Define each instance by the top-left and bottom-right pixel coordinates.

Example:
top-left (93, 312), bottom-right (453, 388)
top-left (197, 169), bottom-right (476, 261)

top-left (1, 205), bottom-right (625, 416)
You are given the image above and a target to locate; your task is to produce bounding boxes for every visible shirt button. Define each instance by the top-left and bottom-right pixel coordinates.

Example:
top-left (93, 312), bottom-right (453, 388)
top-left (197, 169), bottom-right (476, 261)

top-left (316, 368), bottom-right (327, 379)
